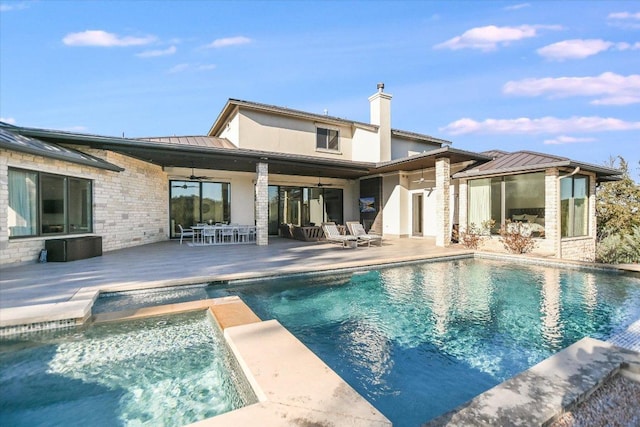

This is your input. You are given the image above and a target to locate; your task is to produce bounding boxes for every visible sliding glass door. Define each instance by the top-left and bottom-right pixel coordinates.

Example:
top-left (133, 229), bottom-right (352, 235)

top-left (268, 185), bottom-right (343, 234)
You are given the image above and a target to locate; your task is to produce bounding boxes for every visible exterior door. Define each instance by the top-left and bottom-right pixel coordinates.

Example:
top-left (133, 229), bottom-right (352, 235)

top-left (412, 193), bottom-right (423, 236)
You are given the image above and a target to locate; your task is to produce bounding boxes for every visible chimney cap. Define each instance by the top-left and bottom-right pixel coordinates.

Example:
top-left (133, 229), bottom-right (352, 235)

top-left (377, 82), bottom-right (385, 92)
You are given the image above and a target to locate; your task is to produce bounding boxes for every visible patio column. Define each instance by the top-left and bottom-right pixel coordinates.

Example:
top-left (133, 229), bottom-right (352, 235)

top-left (255, 162), bottom-right (269, 246)
top-left (435, 157), bottom-right (451, 247)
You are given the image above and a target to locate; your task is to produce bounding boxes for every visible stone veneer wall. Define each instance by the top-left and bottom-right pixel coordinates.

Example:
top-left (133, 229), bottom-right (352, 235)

top-left (1, 148), bottom-right (168, 266)
top-left (435, 158), bottom-right (451, 247)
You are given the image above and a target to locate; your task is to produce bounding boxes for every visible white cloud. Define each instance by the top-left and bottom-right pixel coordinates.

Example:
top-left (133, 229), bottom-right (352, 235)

top-left (196, 64), bottom-right (217, 71)
top-left (205, 36), bottom-right (252, 48)
top-left (608, 12), bottom-right (640, 20)
top-left (504, 3), bottom-right (531, 11)
top-left (440, 116), bottom-right (640, 135)
top-left (503, 72), bottom-right (640, 105)
top-left (0, 2), bottom-right (29, 12)
top-left (543, 135), bottom-right (596, 145)
top-left (0, 117), bottom-right (16, 124)
top-left (136, 46), bottom-right (177, 58)
top-left (168, 63), bottom-right (217, 73)
top-left (537, 39), bottom-right (640, 60)
top-left (63, 30), bottom-right (156, 47)
top-left (608, 11), bottom-right (640, 29)
top-left (434, 24), bottom-right (561, 51)
top-left (537, 39), bottom-right (613, 60)
top-left (168, 63), bottom-right (190, 74)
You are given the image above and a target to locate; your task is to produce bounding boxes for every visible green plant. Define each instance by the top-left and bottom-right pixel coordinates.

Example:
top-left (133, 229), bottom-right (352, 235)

top-left (596, 226), bottom-right (640, 264)
top-left (498, 220), bottom-right (536, 254)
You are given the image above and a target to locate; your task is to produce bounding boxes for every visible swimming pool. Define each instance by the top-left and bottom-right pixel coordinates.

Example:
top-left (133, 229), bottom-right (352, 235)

top-left (0, 311), bottom-right (256, 426)
top-left (206, 258), bottom-right (640, 426)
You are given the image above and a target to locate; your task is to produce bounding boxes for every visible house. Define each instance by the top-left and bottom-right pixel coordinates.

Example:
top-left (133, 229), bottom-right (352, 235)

top-left (0, 84), bottom-right (622, 266)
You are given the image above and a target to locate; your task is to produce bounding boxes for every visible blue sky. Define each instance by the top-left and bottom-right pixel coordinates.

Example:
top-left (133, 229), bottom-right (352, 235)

top-left (1, 0), bottom-right (639, 180)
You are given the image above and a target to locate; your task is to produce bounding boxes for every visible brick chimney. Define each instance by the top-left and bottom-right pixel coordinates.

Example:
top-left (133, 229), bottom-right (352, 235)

top-left (369, 83), bottom-right (392, 162)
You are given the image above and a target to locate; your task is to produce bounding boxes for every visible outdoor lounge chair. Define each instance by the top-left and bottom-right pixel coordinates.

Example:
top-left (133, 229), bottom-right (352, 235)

top-left (346, 221), bottom-right (382, 246)
top-left (321, 223), bottom-right (359, 248)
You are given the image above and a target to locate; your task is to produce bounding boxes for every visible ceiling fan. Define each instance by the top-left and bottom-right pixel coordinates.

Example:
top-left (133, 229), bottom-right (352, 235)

top-left (186, 166), bottom-right (210, 181)
top-left (316, 177), bottom-right (335, 187)
top-left (172, 183), bottom-right (198, 189)
top-left (412, 169), bottom-right (435, 184)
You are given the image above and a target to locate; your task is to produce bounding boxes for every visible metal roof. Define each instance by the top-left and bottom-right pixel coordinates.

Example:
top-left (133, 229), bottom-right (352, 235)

top-left (140, 135), bottom-right (237, 149)
top-left (453, 150), bottom-right (622, 180)
top-left (373, 146), bottom-right (493, 174)
top-left (0, 124), bottom-right (123, 172)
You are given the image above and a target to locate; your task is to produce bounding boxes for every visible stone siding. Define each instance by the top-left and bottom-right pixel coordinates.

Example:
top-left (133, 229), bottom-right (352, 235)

top-left (1, 148), bottom-right (168, 266)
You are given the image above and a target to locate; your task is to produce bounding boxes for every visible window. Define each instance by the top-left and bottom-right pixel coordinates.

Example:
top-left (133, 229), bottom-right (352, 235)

top-left (468, 172), bottom-right (545, 236)
top-left (316, 127), bottom-right (339, 151)
top-left (169, 181), bottom-right (231, 237)
top-left (560, 174), bottom-right (589, 237)
top-left (8, 168), bottom-right (92, 238)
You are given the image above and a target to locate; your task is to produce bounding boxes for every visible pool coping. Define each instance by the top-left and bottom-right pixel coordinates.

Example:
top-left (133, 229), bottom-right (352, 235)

top-left (94, 297), bottom-right (391, 427)
top-left (425, 337), bottom-right (640, 426)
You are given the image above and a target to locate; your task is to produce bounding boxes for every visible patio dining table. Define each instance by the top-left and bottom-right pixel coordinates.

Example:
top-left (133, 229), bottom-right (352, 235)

top-left (190, 224), bottom-right (256, 245)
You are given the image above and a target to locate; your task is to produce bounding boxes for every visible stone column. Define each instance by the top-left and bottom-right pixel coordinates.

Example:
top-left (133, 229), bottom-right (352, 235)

top-left (545, 168), bottom-right (560, 257)
top-left (435, 157), bottom-right (451, 247)
top-left (255, 162), bottom-right (269, 246)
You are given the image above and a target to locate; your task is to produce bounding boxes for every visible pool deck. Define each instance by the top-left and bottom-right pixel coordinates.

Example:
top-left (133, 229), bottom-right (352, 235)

top-left (0, 237), bottom-right (471, 327)
top-left (1, 237), bottom-right (640, 426)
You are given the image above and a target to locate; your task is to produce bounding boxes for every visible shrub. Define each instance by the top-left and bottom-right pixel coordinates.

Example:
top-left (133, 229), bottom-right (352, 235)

top-left (498, 220), bottom-right (536, 254)
top-left (460, 223), bottom-right (484, 250)
top-left (596, 226), bottom-right (640, 264)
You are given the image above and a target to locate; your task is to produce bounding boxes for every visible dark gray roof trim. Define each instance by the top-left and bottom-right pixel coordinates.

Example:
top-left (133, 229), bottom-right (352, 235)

top-left (391, 129), bottom-right (452, 146)
top-left (376, 146), bottom-right (492, 169)
top-left (0, 125), bottom-right (124, 172)
top-left (10, 123), bottom-right (372, 178)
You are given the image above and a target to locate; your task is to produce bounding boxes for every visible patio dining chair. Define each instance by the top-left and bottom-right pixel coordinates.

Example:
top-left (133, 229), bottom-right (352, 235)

top-left (177, 224), bottom-right (194, 245)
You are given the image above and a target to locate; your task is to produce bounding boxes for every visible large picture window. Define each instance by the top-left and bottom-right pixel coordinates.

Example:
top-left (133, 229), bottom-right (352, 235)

top-left (169, 181), bottom-right (231, 238)
top-left (467, 172), bottom-right (546, 236)
top-left (268, 185), bottom-right (343, 234)
top-left (316, 127), bottom-right (339, 151)
top-left (8, 168), bottom-right (92, 238)
top-left (560, 174), bottom-right (589, 238)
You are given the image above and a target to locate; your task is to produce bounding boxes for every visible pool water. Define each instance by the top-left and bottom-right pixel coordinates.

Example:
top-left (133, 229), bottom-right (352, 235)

top-left (0, 311), bottom-right (255, 427)
top-left (208, 259), bottom-right (640, 426)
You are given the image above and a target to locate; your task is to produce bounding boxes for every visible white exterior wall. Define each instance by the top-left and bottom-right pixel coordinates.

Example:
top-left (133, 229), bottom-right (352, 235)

top-left (381, 173), bottom-right (410, 238)
top-left (1, 148), bottom-right (168, 266)
top-left (391, 136), bottom-right (442, 160)
top-left (233, 110), bottom-right (357, 160)
top-left (352, 127), bottom-right (381, 162)
top-left (217, 113), bottom-right (241, 147)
